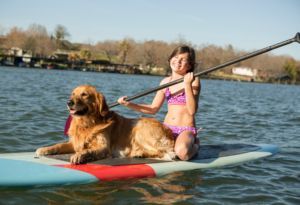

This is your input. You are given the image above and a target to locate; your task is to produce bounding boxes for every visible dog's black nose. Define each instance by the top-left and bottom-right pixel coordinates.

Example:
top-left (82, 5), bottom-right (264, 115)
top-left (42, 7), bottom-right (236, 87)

top-left (67, 100), bottom-right (74, 107)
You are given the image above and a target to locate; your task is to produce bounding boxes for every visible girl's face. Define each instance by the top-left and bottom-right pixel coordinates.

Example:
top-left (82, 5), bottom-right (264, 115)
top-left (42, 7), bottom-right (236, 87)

top-left (170, 53), bottom-right (191, 75)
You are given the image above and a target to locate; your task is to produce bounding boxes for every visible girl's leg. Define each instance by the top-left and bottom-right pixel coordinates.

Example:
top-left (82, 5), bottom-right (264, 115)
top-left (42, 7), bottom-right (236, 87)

top-left (174, 131), bottom-right (199, 160)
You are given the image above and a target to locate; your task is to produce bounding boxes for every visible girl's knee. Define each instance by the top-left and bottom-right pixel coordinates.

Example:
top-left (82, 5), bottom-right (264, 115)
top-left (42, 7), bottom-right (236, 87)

top-left (174, 145), bottom-right (189, 161)
top-left (174, 131), bottom-right (197, 160)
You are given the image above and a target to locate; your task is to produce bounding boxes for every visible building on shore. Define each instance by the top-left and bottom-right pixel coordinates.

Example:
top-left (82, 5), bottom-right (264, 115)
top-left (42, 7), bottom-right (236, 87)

top-left (232, 67), bottom-right (258, 77)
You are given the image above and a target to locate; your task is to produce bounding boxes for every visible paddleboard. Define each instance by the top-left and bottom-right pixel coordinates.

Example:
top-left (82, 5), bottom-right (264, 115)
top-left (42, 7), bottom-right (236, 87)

top-left (0, 144), bottom-right (278, 187)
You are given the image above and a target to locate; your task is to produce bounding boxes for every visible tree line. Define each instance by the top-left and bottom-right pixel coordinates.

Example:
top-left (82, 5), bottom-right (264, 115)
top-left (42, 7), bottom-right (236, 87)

top-left (0, 24), bottom-right (299, 83)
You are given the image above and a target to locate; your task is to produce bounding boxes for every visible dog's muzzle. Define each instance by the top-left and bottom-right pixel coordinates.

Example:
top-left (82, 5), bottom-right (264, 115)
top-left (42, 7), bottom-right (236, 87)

top-left (67, 99), bottom-right (89, 115)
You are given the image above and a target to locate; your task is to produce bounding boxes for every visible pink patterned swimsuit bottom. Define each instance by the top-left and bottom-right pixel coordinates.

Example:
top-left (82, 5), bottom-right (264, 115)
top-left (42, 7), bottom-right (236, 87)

top-left (164, 123), bottom-right (197, 139)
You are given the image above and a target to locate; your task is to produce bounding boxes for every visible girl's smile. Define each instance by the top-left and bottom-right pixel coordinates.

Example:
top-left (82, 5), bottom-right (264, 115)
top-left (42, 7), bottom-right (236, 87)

top-left (170, 53), bottom-right (190, 74)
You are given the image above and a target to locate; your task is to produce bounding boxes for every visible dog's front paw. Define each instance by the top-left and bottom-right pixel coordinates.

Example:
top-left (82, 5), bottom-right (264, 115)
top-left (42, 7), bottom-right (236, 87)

top-left (162, 151), bottom-right (176, 160)
top-left (70, 153), bottom-right (87, 164)
top-left (35, 147), bottom-right (52, 156)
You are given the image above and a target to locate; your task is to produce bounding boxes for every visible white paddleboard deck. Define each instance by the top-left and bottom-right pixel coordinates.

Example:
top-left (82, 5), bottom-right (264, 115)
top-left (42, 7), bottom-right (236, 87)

top-left (0, 144), bottom-right (278, 187)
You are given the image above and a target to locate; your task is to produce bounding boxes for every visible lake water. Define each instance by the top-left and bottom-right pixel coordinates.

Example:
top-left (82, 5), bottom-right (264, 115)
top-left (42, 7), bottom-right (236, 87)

top-left (0, 66), bottom-right (299, 204)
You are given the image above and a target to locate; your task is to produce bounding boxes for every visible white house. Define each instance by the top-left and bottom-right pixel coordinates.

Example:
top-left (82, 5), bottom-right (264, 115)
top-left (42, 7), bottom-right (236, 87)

top-left (8, 47), bottom-right (23, 56)
top-left (232, 67), bottom-right (257, 77)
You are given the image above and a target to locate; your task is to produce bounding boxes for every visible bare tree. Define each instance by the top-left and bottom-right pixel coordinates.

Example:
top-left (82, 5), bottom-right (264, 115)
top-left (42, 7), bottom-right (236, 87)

top-left (118, 38), bottom-right (134, 64)
top-left (54, 24), bottom-right (70, 49)
top-left (25, 24), bottom-right (55, 56)
top-left (95, 40), bottom-right (119, 62)
top-left (4, 27), bottom-right (26, 49)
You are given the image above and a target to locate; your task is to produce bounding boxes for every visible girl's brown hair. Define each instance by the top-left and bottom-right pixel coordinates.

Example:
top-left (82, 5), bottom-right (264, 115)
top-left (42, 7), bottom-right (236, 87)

top-left (168, 45), bottom-right (196, 72)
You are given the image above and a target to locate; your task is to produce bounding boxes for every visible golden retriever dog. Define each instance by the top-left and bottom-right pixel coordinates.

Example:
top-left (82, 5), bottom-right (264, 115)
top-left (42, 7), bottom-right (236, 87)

top-left (36, 85), bottom-right (175, 164)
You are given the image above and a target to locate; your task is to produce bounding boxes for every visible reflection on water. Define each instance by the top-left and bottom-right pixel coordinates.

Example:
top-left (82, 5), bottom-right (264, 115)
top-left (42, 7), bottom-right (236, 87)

top-left (0, 66), bottom-right (299, 204)
top-left (5, 173), bottom-right (201, 204)
top-left (132, 172), bottom-right (201, 204)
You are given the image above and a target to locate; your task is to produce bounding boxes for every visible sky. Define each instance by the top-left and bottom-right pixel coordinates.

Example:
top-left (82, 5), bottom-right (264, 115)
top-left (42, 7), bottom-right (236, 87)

top-left (1, 0), bottom-right (300, 60)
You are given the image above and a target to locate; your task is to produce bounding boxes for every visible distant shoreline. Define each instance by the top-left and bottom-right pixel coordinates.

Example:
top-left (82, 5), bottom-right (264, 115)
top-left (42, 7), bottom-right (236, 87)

top-left (1, 65), bottom-right (297, 85)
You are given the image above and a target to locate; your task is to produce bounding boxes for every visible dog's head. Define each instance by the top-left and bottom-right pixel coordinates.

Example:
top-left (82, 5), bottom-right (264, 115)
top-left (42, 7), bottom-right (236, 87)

top-left (67, 85), bottom-right (109, 118)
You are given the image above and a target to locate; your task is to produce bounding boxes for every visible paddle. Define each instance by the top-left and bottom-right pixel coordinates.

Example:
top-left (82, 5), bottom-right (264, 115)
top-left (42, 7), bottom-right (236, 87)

top-left (64, 33), bottom-right (299, 135)
top-left (109, 32), bottom-right (300, 108)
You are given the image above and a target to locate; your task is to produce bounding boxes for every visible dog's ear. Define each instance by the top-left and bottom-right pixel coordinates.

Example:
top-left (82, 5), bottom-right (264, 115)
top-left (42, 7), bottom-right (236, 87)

top-left (96, 92), bottom-right (109, 118)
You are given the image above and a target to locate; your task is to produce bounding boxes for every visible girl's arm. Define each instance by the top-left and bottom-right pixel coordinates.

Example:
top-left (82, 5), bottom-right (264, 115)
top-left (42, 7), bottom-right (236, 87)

top-left (184, 73), bottom-right (200, 115)
top-left (117, 78), bottom-right (168, 115)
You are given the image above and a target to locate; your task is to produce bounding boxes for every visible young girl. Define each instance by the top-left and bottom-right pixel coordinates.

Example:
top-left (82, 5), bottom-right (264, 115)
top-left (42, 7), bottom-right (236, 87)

top-left (118, 45), bottom-right (200, 160)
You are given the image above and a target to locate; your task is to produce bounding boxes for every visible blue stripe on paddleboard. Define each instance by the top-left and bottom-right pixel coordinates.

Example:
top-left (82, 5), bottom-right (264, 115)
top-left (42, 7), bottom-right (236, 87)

top-left (258, 144), bottom-right (279, 155)
top-left (0, 158), bottom-right (98, 187)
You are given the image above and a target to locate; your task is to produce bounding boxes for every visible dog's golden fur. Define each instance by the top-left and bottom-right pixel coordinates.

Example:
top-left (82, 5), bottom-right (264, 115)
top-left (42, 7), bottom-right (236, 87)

top-left (36, 85), bottom-right (175, 164)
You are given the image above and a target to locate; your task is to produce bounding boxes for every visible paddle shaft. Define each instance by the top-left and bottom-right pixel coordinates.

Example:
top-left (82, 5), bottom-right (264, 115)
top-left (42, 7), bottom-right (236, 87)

top-left (109, 33), bottom-right (300, 108)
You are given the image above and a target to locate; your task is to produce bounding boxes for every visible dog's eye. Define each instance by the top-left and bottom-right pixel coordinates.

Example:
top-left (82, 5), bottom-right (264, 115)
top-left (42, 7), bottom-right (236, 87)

top-left (81, 92), bottom-right (88, 97)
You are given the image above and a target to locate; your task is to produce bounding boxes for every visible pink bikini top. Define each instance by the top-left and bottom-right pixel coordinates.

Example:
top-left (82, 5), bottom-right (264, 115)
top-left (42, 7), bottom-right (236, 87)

top-left (165, 87), bottom-right (186, 105)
